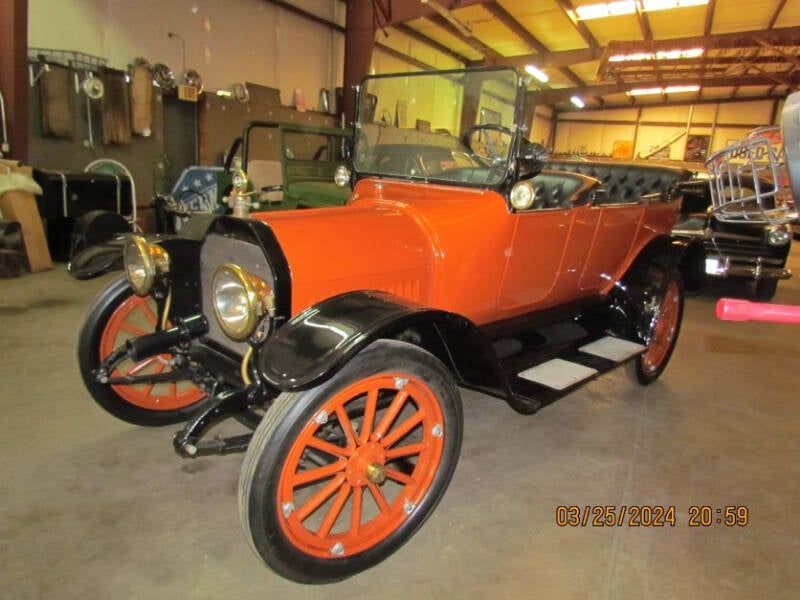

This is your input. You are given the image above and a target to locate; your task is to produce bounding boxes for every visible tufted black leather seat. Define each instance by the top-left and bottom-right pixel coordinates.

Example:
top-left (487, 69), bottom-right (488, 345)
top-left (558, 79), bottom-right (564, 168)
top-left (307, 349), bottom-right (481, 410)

top-left (546, 160), bottom-right (693, 204)
top-left (529, 170), bottom-right (599, 209)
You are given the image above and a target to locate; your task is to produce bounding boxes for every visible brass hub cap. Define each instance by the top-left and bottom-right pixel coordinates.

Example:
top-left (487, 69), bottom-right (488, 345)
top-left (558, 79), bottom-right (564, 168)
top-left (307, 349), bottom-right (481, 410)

top-left (345, 442), bottom-right (387, 487)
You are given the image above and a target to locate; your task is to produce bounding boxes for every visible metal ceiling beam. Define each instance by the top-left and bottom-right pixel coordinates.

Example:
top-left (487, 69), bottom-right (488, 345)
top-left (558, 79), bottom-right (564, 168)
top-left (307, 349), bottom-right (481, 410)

top-left (633, 2), bottom-right (653, 41)
top-left (426, 14), bottom-right (500, 61)
top-left (604, 55), bottom-right (797, 70)
top-left (528, 73), bottom-right (800, 105)
top-left (505, 25), bottom-right (800, 71)
top-left (485, 2), bottom-right (547, 53)
top-left (484, 1), bottom-right (584, 87)
top-left (392, 23), bottom-right (470, 64)
top-left (742, 63), bottom-right (794, 88)
top-left (553, 0), bottom-right (600, 49)
top-left (769, 0), bottom-right (789, 29)
top-left (385, 0), bottom-right (493, 25)
top-left (755, 38), bottom-right (800, 69)
top-left (703, 0), bottom-right (717, 36)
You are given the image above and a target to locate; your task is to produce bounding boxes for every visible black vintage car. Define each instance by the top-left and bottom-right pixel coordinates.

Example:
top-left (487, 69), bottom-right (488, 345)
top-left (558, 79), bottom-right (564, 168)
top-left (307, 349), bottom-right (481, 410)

top-left (672, 127), bottom-right (795, 300)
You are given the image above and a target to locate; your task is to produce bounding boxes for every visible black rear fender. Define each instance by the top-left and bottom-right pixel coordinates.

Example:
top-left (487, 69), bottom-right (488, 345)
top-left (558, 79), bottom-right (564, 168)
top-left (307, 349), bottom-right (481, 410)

top-left (609, 234), bottom-right (686, 339)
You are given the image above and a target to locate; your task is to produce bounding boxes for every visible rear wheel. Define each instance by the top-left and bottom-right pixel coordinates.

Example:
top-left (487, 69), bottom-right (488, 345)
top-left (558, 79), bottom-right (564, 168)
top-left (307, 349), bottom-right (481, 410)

top-left (239, 340), bottom-right (462, 583)
top-left (77, 277), bottom-right (207, 425)
top-left (629, 271), bottom-right (684, 385)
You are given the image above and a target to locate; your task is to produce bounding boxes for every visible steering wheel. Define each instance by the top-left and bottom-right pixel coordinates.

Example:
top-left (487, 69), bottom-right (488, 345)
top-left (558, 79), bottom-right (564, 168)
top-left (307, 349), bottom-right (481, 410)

top-left (462, 124), bottom-right (513, 164)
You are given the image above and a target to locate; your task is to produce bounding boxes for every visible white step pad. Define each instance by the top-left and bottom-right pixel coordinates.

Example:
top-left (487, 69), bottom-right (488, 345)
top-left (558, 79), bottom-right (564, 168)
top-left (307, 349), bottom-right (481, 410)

top-left (518, 359), bottom-right (598, 390)
top-left (579, 336), bottom-right (646, 362)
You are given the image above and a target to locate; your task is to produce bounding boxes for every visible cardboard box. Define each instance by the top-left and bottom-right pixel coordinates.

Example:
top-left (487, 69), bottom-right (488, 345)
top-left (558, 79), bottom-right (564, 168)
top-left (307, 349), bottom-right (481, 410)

top-left (0, 190), bottom-right (53, 272)
top-left (0, 158), bottom-right (33, 178)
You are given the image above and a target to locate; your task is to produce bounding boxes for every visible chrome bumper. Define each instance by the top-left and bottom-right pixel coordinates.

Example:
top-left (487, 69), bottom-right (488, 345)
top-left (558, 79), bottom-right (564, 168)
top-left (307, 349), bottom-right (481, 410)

top-left (705, 255), bottom-right (791, 280)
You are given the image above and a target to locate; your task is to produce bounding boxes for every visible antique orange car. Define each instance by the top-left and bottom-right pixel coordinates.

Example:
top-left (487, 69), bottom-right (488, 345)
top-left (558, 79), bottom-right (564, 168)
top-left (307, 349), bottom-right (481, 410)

top-left (77, 67), bottom-right (693, 583)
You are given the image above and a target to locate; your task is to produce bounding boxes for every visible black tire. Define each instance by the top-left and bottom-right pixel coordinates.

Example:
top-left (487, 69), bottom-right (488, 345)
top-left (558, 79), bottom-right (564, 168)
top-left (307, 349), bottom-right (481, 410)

top-left (629, 271), bottom-right (685, 386)
top-left (239, 340), bottom-right (463, 583)
top-left (754, 279), bottom-right (778, 301)
top-left (77, 276), bottom-right (208, 426)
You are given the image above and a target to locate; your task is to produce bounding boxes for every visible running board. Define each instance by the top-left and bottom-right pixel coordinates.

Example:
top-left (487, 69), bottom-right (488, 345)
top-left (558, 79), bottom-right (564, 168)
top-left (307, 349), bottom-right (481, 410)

top-left (505, 335), bottom-right (646, 409)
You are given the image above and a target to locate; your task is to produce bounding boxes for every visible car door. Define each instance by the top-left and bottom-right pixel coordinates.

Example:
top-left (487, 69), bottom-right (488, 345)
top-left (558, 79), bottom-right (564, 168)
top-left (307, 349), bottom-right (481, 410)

top-left (497, 203), bottom-right (599, 311)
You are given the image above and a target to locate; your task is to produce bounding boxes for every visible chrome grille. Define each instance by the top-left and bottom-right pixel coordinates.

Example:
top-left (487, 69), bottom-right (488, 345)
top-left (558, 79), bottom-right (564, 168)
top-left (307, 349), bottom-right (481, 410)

top-left (200, 232), bottom-right (275, 355)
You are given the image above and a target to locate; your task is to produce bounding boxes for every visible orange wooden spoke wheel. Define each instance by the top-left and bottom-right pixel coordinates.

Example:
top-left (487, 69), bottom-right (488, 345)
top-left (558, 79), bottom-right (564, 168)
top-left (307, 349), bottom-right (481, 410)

top-left (99, 294), bottom-right (204, 411)
top-left (277, 372), bottom-right (444, 558)
top-left (633, 273), bottom-right (684, 385)
top-left (78, 277), bottom-right (207, 426)
top-left (240, 340), bottom-right (462, 583)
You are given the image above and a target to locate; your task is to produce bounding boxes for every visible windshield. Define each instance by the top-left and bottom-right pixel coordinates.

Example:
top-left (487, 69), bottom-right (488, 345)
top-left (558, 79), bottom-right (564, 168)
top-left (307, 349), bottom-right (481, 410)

top-left (353, 68), bottom-right (520, 186)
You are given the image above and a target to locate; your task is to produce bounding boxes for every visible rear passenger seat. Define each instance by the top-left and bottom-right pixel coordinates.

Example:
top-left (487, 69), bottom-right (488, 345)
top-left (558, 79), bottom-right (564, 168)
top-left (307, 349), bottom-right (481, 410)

top-left (546, 160), bottom-right (693, 204)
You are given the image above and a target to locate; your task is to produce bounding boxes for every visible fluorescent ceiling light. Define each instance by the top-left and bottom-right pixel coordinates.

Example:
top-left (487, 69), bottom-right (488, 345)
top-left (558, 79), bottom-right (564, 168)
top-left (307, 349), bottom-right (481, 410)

top-left (524, 65), bottom-right (549, 83)
top-left (664, 85), bottom-right (701, 93)
top-left (628, 87), bottom-right (664, 96)
top-left (643, 0), bottom-right (707, 9)
top-left (575, 0), bottom-right (635, 20)
top-left (570, 96), bottom-right (586, 108)
top-left (608, 47), bottom-right (704, 62)
top-left (576, 0), bottom-right (707, 20)
top-left (627, 85), bottom-right (700, 96)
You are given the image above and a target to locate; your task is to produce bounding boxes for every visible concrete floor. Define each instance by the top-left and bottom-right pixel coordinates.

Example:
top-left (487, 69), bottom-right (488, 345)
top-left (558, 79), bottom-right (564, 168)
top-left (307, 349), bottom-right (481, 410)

top-left (2, 249), bottom-right (800, 600)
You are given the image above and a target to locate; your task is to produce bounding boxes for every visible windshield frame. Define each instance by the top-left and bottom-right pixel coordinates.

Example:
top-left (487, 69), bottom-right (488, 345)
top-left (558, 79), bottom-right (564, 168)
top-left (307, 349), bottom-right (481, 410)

top-left (351, 66), bottom-right (525, 189)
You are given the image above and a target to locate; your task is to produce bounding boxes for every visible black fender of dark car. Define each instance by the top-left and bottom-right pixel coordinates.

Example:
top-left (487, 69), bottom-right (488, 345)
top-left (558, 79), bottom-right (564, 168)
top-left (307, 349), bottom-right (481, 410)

top-left (259, 290), bottom-right (509, 396)
top-left (67, 214), bottom-right (217, 280)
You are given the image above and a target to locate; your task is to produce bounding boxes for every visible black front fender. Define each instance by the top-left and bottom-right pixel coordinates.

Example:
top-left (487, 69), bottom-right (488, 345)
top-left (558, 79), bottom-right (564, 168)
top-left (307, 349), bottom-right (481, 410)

top-left (259, 291), bottom-right (505, 394)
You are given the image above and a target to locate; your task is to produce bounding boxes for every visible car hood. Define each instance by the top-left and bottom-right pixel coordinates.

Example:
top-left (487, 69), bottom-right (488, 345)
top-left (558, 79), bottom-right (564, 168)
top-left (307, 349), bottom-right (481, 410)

top-left (255, 178), bottom-right (514, 321)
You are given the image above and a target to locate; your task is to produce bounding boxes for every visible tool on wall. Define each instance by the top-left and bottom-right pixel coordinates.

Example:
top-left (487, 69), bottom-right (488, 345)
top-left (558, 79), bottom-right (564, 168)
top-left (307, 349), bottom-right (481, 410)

top-left (77, 71), bottom-right (105, 148)
top-left (151, 63), bottom-right (176, 90)
top-left (167, 31), bottom-right (203, 99)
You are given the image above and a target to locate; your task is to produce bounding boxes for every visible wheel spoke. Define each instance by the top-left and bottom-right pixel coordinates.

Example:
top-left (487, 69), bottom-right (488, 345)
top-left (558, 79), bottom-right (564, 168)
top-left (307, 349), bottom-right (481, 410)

top-left (138, 302), bottom-right (159, 327)
top-left (295, 473), bottom-right (347, 522)
top-left (380, 411), bottom-right (423, 449)
top-left (126, 356), bottom-right (159, 376)
top-left (118, 322), bottom-right (149, 337)
top-left (306, 436), bottom-right (351, 459)
top-left (291, 459), bottom-right (347, 487)
top-left (384, 442), bottom-right (424, 460)
top-left (335, 406), bottom-right (358, 450)
top-left (350, 486), bottom-right (363, 535)
top-left (316, 483), bottom-right (351, 538)
top-left (367, 481), bottom-right (391, 514)
top-left (169, 381), bottom-right (177, 398)
top-left (359, 387), bottom-right (378, 445)
top-left (372, 389), bottom-right (408, 442)
top-left (384, 467), bottom-right (412, 485)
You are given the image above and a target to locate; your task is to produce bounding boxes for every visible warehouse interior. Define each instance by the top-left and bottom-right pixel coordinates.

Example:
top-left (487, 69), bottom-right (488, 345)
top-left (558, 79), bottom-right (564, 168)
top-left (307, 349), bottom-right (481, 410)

top-left (1, 0), bottom-right (800, 598)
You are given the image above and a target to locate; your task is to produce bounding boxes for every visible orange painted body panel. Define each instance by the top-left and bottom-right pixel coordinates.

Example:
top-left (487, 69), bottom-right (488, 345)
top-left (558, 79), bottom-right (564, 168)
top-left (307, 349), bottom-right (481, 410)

top-left (252, 178), bottom-right (681, 325)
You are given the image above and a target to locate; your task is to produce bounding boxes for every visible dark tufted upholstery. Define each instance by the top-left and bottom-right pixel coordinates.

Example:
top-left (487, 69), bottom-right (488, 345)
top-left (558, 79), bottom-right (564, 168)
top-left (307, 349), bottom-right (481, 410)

top-left (546, 160), bottom-right (694, 204)
top-left (529, 170), bottom-right (599, 209)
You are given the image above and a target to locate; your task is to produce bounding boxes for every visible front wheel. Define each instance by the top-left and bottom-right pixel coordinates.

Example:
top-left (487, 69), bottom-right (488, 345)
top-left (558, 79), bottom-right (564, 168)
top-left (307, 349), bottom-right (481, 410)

top-left (754, 279), bottom-right (778, 301)
top-left (77, 276), bottom-right (207, 425)
top-left (239, 340), bottom-right (463, 583)
top-left (629, 271), bottom-right (684, 385)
